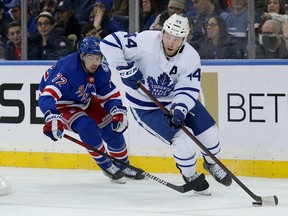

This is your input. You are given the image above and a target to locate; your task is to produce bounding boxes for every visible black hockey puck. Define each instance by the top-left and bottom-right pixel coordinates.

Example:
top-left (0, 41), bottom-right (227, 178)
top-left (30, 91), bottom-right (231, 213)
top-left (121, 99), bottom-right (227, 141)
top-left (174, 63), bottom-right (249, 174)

top-left (252, 202), bottom-right (263, 206)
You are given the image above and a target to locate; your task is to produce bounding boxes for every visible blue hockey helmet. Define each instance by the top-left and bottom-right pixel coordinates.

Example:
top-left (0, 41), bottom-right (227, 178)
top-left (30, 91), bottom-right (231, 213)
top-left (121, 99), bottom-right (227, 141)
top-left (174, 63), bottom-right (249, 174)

top-left (79, 36), bottom-right (102, 56)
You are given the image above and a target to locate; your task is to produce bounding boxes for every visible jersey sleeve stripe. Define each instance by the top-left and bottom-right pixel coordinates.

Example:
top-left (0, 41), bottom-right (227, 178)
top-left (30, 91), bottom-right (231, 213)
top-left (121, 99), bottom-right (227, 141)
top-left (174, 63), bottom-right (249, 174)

top-left (97, 91), bottom-right (121, 104)
top-left (102, 35), bottom-right (122, 50)
top-left (41, 85), bottom-right (62, 100)
top-left (111, 33), bottom-right (123, 49)
top-left (97, 88), bottom-right (120, 100)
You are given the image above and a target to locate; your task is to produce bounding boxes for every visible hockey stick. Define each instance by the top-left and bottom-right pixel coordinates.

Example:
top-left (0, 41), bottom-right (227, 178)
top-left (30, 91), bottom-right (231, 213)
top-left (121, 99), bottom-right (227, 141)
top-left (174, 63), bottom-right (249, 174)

top-left (63, 133), bottom-right (205, 193)
top-left (138, 81), bottom-right (278, 206)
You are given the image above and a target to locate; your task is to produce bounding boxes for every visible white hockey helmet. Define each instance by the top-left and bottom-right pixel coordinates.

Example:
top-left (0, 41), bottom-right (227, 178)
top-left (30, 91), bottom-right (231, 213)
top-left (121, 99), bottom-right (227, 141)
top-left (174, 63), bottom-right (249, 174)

top-left (162, 13), bottom-right (190, 40)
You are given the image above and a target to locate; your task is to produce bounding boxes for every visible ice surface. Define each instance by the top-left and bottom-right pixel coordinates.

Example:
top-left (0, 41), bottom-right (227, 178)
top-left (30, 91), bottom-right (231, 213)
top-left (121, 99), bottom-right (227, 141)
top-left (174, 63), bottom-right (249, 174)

top-left (0, 167), bottom-right (287, 216)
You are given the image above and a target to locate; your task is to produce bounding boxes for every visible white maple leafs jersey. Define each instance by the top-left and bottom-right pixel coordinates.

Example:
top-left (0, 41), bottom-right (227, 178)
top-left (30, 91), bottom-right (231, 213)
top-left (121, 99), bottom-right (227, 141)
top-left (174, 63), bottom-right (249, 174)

top-left (100, 30), bottom-right (201, 111)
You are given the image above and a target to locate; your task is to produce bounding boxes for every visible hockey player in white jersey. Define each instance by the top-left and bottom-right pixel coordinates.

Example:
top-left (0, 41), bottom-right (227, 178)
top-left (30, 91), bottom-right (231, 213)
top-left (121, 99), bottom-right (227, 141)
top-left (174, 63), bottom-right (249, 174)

top-left (100, 14), bottom-right (232, 193)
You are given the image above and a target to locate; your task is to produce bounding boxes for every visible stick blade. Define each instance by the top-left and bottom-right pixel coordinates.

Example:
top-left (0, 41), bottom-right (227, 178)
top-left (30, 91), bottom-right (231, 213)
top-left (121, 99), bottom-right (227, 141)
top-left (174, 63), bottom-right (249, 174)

top-left (253, 195), bottom-right (279, 207)
top-left (261, 195), bottom-right (279, 206)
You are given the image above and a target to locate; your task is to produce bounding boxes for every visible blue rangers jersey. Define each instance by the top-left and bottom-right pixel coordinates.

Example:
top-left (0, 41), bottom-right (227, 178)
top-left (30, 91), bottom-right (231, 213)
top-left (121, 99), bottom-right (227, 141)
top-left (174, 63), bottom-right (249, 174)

top-left (38, 51), bottom-right (123, 115)
top-left (100, 31), bottom-right (201, 111)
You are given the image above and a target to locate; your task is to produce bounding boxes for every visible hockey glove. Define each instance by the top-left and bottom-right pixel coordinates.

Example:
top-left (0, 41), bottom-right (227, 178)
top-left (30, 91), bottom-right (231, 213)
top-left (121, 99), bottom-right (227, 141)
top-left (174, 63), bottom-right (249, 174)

top-left (110, 106), bottom-right (128, 133)
top-left (116, 62), bottom-right (144, 90)
top-left (170, 103), bottom-right (188, 127)
top-left (43, 111), bottom-right (64, 141)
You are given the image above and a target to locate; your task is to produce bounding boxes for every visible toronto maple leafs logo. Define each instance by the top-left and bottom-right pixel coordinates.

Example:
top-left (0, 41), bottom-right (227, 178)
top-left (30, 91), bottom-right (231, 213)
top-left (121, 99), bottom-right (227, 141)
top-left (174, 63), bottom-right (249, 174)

top-left (147, 73), bottom-right (174, 97)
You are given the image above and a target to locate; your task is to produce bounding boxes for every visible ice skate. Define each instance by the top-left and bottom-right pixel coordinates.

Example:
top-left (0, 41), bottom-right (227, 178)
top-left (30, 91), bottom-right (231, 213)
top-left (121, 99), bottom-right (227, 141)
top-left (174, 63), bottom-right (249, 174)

top-left (122, 167), bottom-right (145, 180)
top-left (204, 162), bottom-right (232, 186)
top-left (182, 172), bottom-right (211, 196)
top-left (102, 163), bottom-right (126, 184)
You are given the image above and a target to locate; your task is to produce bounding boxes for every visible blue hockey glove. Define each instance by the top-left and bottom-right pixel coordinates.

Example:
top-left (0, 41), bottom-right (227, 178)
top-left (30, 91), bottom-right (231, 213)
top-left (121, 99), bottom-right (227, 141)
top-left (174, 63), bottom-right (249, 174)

top-left (116, 62), bottom-right (144, 90)
top-left (170, 103), bottom-right (188, 127)
top-left (110, 106), bottom-right (128, 133)
top-left (43, 111), bottom-right (64, 141)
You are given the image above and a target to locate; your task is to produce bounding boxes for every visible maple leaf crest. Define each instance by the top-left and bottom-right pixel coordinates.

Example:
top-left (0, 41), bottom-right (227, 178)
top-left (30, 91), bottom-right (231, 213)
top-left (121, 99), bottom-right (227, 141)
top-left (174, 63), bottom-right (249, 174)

top-left (147, 73), bottom-right (174, 98)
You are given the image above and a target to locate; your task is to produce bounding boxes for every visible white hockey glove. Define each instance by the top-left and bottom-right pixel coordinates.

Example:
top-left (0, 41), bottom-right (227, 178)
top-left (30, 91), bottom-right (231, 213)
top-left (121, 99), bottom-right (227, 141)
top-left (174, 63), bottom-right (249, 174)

top-left (116, 62), bottom-right (144, 89)
top-left (43, 111), bottom-right (64, 141)
top-left (110, 106), bottom-right (128, 133)
top-left (170, 103), bottom-right (188, 127)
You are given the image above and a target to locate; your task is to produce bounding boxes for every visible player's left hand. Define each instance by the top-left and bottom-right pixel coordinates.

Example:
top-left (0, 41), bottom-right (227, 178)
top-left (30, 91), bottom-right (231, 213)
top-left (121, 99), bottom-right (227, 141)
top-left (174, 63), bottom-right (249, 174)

top-left (116, 62), bottom-right (144, 90)
top-left (170, 103), bottom-right (188, 127)
top-left (110, 106), bottom-right (128, 133)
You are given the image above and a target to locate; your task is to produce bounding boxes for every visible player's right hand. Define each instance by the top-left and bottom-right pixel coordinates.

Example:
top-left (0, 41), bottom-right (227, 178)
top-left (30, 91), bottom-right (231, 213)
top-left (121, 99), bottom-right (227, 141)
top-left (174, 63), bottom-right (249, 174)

top-left (170, 103), bottom-right (188, 127)
top-left (43, 111), bottom-right (64, 141)
top-left (110, 106), bottom-right (128, 133)
top-left (116, 62), bottom-right (144, 90)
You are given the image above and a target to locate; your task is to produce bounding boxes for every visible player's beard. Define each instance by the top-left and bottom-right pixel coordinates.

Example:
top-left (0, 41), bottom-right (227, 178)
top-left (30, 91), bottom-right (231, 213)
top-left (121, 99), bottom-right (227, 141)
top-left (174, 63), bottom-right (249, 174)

top-left (161, 41), bottom-right (182, 58)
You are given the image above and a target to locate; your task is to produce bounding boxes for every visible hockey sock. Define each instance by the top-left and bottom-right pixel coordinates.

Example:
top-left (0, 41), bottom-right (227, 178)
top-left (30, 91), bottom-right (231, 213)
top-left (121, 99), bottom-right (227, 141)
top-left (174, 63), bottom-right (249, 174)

top-left (72, 116), bottom-right (112, 169)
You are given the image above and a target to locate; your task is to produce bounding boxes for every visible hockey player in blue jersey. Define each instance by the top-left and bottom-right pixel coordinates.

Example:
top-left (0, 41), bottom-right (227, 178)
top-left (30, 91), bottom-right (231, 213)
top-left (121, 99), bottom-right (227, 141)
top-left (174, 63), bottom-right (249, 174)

top-left (100, 13), bottom-right (232, 193)
top-left (38, 36), bottom-right (144, 183)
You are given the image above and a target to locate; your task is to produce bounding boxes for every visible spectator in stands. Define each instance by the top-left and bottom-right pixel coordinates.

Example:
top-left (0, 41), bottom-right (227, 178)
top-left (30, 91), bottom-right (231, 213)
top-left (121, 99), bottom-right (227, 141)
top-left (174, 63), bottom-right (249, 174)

top-left (28, 11), bottom-right (74, 60)
top-left (226, 0), bottom-right (261, 38)
top-left (140, 0), bottom-right (161, 31)
top-left (194, 16), bottom-right (242, 59)
top-left (54, 0), bottom-right (81, 47)
top-left (225, 0), bottom-right (261, 58)
top-left (77, 22), bottom-right (100, 49)
top-left (89, 0), bottom-right (126, 38)
top-left (258, 0), bottom-right (286, 35)
top-left (5, 21), bottom-right (21, 60)
top-left (81, 22), bottom-right (99, 38)
top-left (189, 0), bottom-right (229, 42)
top-left (256, 19), bottom-right (288, 58)
top-left (150, 0), bottom-right (187, 30)
top-left (260, 4), bottom-right (288, 50)
top-left (260, 0), bottom-right (286, 24)
top-left (264, 0), bottom-right (286, 14)
top-left (5, 0), bottom-right (38, 36)
top-left (28, 0), bottom-right (59, 18)
top-left (0, 1), bottom-right (10, 44)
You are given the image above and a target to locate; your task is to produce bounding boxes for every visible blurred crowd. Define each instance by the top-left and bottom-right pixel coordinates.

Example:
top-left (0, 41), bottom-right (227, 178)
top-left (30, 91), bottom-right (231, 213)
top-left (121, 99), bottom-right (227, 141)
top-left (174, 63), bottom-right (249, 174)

top-left (1, 0), bottom-right (288, 60)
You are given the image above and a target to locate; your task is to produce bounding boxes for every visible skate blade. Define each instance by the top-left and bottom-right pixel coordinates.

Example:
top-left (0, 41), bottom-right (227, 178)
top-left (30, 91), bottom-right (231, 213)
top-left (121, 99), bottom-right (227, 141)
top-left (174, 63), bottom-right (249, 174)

top-left (194, 189), bottom-right (212, 196)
